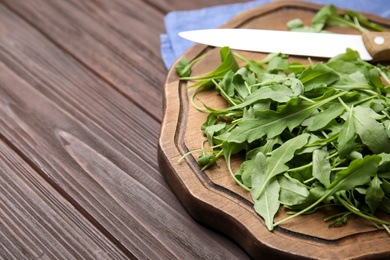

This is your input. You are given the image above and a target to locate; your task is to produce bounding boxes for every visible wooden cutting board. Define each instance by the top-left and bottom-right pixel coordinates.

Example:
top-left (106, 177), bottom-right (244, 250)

top-left (158, 1), bottom-right (390, 259)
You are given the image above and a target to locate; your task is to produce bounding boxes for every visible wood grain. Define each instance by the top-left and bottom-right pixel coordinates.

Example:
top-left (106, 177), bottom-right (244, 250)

top-left (159, 1), bottom-right (390, 259)
top-left (362, 31), bottom-right (390, 61)
top-left (0, 138), bottom-right (129, 259)
top-left (144, 0), bottom-right (253, 13)
top-left (0, 0), bottom-right (251, 258)
top-left (1, 0), bottom-right (167, 120)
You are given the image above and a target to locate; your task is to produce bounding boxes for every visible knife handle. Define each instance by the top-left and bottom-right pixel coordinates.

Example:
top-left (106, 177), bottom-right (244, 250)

top-left (362, 31), bottom-right (390, 62)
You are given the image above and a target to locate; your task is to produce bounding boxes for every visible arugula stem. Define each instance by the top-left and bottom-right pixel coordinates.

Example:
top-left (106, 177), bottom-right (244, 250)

top-left (177, 149), bottom-right (215, 163)
top-left (335, 194), bottom-right (389, 225)
top-left (360, 89), bottom-right (379, 97)
top-left (201, 149), bottom-right (223, 171)
top-left (245, 81), bottom-right (252, 95)
top-left (323, 211), bottom-right (351, 222)
top-left (303, 176), bottom-right (315, 184)
top-left (337, 97), bottom-right (350, 111)
top-left (327, 151), bottom-right (339, 160)
top-left (287, 162), bottom-right (313, 173)
top-left (352, 17), bottom-right (369, 33)
top-left (299, 95), bottom-right (315, 103)
top-left (382, 110), bottom-right (390, 120)
top-left (212, 79), bottom-right (238, 106)
top-left (224, 150), bottom-right (250, 191)
top-left (378, 68), bottom-right (390, 85)
top-left (383, 224), bottom-right (390, 235)
top-left (331, 167), bottom-right (348, 171)
top-left (330, 15), bottom-right (367, 33)
top-left (273, 190), bottom-right (333, 228)
top-left (190, 86), bottom-right (209, 111)
top-left (351, 94), bottom-right (377, 107)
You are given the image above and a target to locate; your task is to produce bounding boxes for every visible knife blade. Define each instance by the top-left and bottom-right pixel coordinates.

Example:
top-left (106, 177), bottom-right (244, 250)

top-left (179, 29), bottom-right (390, 61)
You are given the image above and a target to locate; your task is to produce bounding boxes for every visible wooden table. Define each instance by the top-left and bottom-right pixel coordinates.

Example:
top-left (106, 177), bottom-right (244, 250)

top-left (0, 0), bottom-right (252, 259)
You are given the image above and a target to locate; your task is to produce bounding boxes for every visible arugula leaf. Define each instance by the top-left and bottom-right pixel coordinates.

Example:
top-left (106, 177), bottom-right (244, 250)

top-left (250, 152), bottom-right (280, 231)
top-left (312, 149), bottom-right (331, 187)
top-left (279, 175), bottom-right (310, 206)
top-left (221, 141), bottom-right (249, 190)
top-left (175, 57), bottom-right (192, 77)
top-left (228, 91), bottom-right (345, 142)
top-left (337, 107), bottom-right (357, 158)
top-left (254, 133), bottom-right (310, 199)
top-left (344, 10), bottom-right (385, 32)
top-left (180, 47), bottom-right (239, 87)
top-left (352, 106), bottom-right (390, 153)
top-left (175, 54), bottom-right (208, 77)
top-left (308, 103), bottom-right (345, 131)
top-left (366, 175), bottom-right (385, 213)
top-left (311, 4), bottom-right (340, 32)
top-left (275, 155), bottom-right (382, 228)
top-left (204, 123), bottom-right (226, 147)
top-left (299, 62), bottom-right (340, 91)
top-left (328, 155), bottom-right (381, 192)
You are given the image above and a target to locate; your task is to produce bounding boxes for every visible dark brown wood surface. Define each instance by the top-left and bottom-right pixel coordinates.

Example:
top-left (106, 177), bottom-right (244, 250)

top-left (159, 1), bottom-right (390, 259)
top-left (0, 0), bottom-right (254, 259)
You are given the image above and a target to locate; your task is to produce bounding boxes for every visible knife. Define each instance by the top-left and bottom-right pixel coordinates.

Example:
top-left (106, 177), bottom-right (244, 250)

top-left (179, 29), bottom-right (390, 61)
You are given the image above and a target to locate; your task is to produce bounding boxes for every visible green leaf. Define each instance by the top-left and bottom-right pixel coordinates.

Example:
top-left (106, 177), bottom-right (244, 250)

top-left (267, 55), bottom-right (289, 71)
top-left (381, 178), bottom-right (390, 196)
top-left (236, 159), bottom-right (255, 188)
top-left (308, 103), bottom-right (345, 131)
top-left (299, 62), bottom-right (340, 91)
top-left (287, 18), bottom-right (304, 30)
top-left (279, 175), bottom-right (310, 206)
top-left (250, 152), bottom-right (280, 231)
top-left (328, 214), bottom-right (349, 228)
top-left (176, 54), bottom-right (207, 77)
top-left (337, 107), bottom-right (356, 158)
top-left (311, 4), bottom-right (339, 31)
top-left (312, 149), bottom-right (331, 187)
top-left (275, 156), bottom-right (381, 228)
top-left (204, 123), bottom-right (226, 147)
top-left (369, 68), bottom-right (384, 93)
top-left (344, 10), bottom-right (385, 32)
top-left (329, 48), bottom-right (363, 62)
top-left (353, 106), bottom-right (390, 153)
top-left (255, 134), bottom-right (310, 199)
top-left (327, 155), bottom-right (381, 193)
top-left (331, 71), bottom-right (372, 90)
top-left (228, 91), bottom-right (346, 143)
top-left (175, 57), bottom-right (192, 77)
top-left (198, 154), bottom-right (216, 167)
top-left (221, 141), bottom-right (249, 190)
top-left (180, 47), bottom-right (239, 86)
top-left (221, 84), bottom-right (296, 113)
top-left (365, 175), bottom-right (385, 213)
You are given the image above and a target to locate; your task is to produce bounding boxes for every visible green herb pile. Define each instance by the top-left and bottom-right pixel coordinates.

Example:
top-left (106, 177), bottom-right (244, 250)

top-left (176, 5), bottom-right (390, 233)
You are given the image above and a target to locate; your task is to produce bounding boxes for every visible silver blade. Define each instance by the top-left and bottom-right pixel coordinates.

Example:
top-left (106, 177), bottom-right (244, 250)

top-left (179, 29), bottom-right (373, 61)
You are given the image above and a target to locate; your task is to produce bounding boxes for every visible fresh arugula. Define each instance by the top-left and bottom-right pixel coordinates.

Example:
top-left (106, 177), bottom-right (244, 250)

top-left (288, 4), bottom-right (385, 33)
top-left (176, 5), bottom-right (390, 233)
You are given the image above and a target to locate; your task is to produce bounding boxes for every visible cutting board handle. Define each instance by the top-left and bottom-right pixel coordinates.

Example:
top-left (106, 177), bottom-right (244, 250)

top-left (362, 31), bottom-right (390, 61)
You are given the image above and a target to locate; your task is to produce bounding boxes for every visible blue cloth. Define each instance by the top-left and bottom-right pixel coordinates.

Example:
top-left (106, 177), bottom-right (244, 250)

top-left (161, 0), bottom-right (390, 69)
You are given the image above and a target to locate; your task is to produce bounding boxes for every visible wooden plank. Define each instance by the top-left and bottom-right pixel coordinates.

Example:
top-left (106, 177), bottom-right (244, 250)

top-left (0, 0), bottom-right (167, 120)
top-left (0, 3), bottom-right (249, 259)
top-left (0, 0), bottom-right (250, 120)
top-left (0, 139), bottom-right (129, 259)
top-left (159, 1), bottom-right (390, 259)
top-left (142, 0), bottom-right (249, 12)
